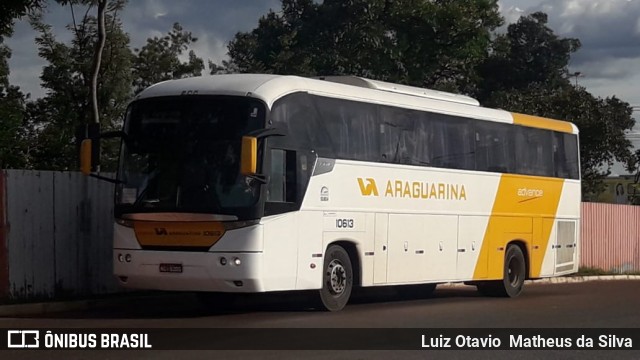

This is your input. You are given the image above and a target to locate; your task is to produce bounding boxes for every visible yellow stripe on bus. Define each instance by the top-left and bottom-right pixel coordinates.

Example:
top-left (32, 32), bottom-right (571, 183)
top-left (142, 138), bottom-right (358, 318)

top-left (133, 221), bottom-right (225, 247)
top-left (512, 113), bottom-right (574, 134)
top-left (473, 175), bottom-right (565, 280)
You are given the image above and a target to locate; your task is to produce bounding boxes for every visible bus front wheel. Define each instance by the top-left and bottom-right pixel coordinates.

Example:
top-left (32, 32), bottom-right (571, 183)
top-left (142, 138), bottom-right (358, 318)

top-left (477, 244), bottom-right (526, 298)
top-left (319, 245), bottom-right (353, 311)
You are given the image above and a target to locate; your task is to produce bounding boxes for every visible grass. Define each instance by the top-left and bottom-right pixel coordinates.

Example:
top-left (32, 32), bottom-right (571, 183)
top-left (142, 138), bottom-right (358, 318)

top-left (575, 266), bottom-right (640, 276)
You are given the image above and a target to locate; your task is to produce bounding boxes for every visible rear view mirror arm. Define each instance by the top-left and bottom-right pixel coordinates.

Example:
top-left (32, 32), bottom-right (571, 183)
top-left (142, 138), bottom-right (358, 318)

top-left (246, 128), bottom-right (286, 139)
top-left (89, 173), bottom-right (124, 184)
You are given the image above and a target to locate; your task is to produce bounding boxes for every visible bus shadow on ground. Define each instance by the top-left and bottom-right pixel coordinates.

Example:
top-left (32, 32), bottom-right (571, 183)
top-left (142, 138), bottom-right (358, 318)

top-left (32, 284), bottom-right (489, 319)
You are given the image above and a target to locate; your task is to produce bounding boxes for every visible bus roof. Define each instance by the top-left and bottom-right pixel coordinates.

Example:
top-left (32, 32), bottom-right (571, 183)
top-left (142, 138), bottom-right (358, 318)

top-left (135, 74), bottom-right (578, 134)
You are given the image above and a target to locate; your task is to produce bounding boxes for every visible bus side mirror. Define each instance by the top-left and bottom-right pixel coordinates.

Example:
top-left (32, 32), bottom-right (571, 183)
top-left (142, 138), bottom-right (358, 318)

top-left (241, 136), bottom-right (257, 175)
top-left (80, 139), bottom-right (93, 175)
top-left (76, 124), bottom-right (123, 184)
top-left (76, 123), bottom-right (101, 175)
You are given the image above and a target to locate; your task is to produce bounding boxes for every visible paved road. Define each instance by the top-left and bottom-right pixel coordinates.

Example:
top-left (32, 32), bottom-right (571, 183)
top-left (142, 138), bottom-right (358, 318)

top-left (1, 280), bottom-right (639, 359)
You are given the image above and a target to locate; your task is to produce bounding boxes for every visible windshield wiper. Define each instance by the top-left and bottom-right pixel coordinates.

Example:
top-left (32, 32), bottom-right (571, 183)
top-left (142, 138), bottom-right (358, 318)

top-left (132, 170), bottom-right (161, 207)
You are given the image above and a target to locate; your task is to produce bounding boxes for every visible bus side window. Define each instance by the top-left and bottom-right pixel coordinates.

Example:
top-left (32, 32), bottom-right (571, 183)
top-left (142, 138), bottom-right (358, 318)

top-left (267, 149), bottom-right (297, 203)
top-left (553, 132), bottom-right (568, 178)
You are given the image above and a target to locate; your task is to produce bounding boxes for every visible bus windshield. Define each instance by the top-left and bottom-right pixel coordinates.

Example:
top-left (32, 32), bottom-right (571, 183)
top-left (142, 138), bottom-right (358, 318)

top-left (115, 96), bottom-right (266, 217)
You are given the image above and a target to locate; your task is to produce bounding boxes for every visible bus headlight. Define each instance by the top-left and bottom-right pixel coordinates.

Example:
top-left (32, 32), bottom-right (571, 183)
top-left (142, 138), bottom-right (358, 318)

top-left (233, 257), bottom-right (242, 266)
top-left (118, 253), bottom-right (124, 262)
top-left (115, 218), bottom-right (134, 228)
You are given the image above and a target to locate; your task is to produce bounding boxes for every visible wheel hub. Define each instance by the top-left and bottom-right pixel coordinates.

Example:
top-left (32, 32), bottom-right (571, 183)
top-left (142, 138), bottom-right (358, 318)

top-left (328, 259), bottom-right (346, 294)
top-left (508, 258), bottom-right (521, 286)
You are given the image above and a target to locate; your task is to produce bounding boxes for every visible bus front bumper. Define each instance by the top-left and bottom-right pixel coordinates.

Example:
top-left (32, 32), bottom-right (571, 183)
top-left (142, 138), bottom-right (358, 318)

top-left (113, 249), bottom-right (265, 292)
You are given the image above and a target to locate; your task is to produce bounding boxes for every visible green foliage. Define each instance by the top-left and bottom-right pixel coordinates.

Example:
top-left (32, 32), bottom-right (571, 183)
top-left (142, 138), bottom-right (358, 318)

top-left (479, 13), bottom-right (637, 199)
top-left (0, 43), bottom-right (30, 169)
top-left (0, 0), bottom-right (43, 37)
top-left (0, 0), bottom-right (208, 171)
top-left (0, 0), bottom-right (42, 168)
top-left (576, 266), bottom-right (640, 276)
top-left (223, 0), bottom-right (503, 93)
top-left (478, 12), bottom-right (581, 97)
top-left (132, 22), bottom-right (204, 94)
top-left (25, 1), bottom-right (132, 170)
top-left (0, 88), bottom-right (27, 169)
top-left (575, 267), bottom-right (608, 276)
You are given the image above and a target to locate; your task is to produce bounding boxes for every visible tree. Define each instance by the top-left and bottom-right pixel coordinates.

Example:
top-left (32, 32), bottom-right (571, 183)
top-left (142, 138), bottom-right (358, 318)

top-left (0, 0), bottom-right (43, 37)
top-left (0, 43), bottom-right (30, 169)
top-left (91, 0), bottom-right (107, 126)
top-left (0, 0), bottom-right (45, 168)
top-left (222, 0), bottom-right (503, 93)
top-left (479, 13), bottom-right (637, 199)
top-left (477, 12), bottom-right (581, 99)
top-left (2, 2), bottom-right (209, 170)
top-left (26, 0), bottom-right (131, 170)
top-left (132, 22), bottom-right (204, 94)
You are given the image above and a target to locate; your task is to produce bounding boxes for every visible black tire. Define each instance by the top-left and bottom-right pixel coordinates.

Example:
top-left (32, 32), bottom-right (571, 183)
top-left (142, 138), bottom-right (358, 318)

top-left (319, 245), bottom-right (353, 311)
top-left (396, 283), bottom-right (437, 299)
top-left (476, 245), bottom-right (526, 297)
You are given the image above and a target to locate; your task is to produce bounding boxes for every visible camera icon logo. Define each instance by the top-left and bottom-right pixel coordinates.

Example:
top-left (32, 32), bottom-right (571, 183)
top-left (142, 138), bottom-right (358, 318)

top-left (7, 330), bottom-right (40, 348)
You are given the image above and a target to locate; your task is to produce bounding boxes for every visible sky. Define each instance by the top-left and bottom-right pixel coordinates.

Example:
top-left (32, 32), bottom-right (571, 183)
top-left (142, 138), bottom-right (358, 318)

top-left (6, 0), bottom-right (640, 106)
top-left (5, 0), bottom-right (640, 167)
top-left (500, 0), bottom-right (640, 108)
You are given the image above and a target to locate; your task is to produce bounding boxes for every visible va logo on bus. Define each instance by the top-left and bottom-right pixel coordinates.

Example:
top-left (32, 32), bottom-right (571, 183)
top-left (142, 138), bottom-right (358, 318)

top-left (357, 177), bottom-right (467, 201)
top-left (154, 228), bottom-right (168, 236)
top-left (357, 178), bottom-right (379, 196)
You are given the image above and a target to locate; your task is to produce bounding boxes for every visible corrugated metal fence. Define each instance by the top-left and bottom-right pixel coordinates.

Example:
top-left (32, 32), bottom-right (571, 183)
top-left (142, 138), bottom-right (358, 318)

top-left (0, 170), bottom-right (120, 300)
top-left (581, 202), bottom-right (640, 273)
top-left (0, 170), bottom-right (638, 301)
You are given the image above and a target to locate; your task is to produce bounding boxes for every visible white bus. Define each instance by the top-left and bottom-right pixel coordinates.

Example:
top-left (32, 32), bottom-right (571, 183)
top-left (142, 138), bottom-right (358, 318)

top-left (82, 74), bottom-right (581, 311)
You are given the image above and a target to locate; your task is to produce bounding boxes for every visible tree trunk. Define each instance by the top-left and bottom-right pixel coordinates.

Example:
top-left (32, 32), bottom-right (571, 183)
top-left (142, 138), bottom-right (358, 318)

top-left (90, 0), bottom-right (106, 125)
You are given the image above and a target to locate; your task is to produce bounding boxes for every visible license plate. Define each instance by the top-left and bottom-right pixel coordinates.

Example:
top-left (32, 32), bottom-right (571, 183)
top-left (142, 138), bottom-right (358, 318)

top-left (159, 263), bottom-right (183, 273)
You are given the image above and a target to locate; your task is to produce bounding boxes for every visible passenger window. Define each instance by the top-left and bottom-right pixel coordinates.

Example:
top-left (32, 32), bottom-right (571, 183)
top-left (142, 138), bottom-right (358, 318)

top-left (379, 107), bottom-right (415, 164)
top-left (515, 127), bottom-right (553, 177)
top-left (431, 115), bottom-right (475, 170)
top-left (475, 122), bottom-right (513, 173)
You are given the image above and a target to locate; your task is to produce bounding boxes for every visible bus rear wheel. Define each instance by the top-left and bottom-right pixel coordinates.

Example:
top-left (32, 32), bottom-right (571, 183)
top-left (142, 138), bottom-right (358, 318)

top-left (319, 245), bottom-right (353, 311)
top-left (477, 244), bottom-right (526, 297)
